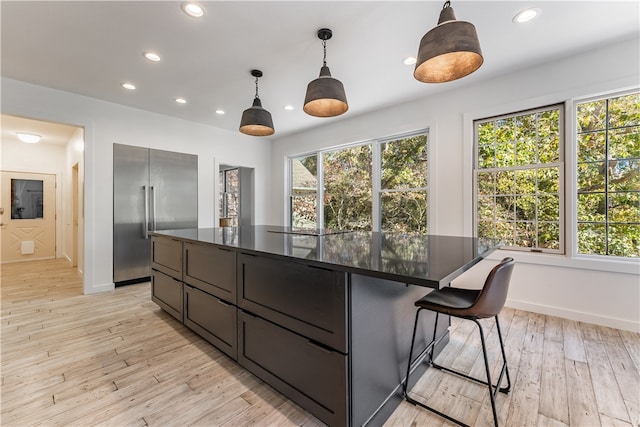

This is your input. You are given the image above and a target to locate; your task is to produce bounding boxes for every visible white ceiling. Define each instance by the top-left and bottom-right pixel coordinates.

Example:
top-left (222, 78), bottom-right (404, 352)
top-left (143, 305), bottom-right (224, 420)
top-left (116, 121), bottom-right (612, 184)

top-left (1, 114), bottom-right (80, 146)
top-left (1, 1), bottom-right (639, 139)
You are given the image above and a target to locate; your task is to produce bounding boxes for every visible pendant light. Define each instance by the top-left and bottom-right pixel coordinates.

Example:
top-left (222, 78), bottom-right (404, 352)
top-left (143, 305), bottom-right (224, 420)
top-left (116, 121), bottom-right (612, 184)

top-left (239, 69), bottom-right (275, 136)
top-left (414, 0), bottom-right (483, 83)
top-left (303, 28), bottom-right (348, 118)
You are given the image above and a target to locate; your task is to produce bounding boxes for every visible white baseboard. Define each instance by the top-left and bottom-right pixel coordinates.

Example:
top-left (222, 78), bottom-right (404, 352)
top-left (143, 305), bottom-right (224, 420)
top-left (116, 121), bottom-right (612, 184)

top-left (85, 282), bottom-right (115, 295)
top-left (506, 298), bottom-right (640, 333)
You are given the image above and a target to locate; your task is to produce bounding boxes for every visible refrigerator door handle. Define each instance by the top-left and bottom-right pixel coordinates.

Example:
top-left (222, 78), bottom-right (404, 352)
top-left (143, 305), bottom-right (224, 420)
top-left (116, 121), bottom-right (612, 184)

top-left (151, 185), bottom-right (157, 231)
top-left (143, 185), bottom-right (149, 239)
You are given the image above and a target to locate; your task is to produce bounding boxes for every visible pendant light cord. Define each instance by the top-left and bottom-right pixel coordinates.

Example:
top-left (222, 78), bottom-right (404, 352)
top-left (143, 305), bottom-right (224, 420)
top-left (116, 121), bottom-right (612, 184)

top-left (322, 39), bottom-right (327, 67)
top-left (254, 75), bottom-right (260, 99)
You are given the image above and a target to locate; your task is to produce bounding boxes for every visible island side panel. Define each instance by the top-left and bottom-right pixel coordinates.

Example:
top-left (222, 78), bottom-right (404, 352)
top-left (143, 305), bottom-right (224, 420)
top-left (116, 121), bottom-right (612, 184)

top-left (349, 273), bottom-right (449, 426)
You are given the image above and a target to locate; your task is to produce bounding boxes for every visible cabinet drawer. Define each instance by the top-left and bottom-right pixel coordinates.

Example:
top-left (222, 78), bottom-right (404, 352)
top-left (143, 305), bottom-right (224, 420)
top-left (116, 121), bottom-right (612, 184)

top-left (184, 285), bottom-right (237, 360)
top-left (151, 236), bottom-right (182, 279)
top-left (238, 253), bottom-right (347, 353)
top-left (151, 269), bottom-right (183, 322)
top-left (238, 311), bottom-right (347, 427)
top-left (184, 242), bottom-right (237, 303)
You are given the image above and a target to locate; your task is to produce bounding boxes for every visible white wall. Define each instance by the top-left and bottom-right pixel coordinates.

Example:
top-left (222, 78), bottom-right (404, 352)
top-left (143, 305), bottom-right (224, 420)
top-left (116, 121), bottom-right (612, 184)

top-left (63, 127), bottom-right (85, 272)
top-left (0, 137), bottom-right (67, 259)
top-left (270, 37), bottom-right (640, 332)
top-left (1, 78), bottom-right (272, 294)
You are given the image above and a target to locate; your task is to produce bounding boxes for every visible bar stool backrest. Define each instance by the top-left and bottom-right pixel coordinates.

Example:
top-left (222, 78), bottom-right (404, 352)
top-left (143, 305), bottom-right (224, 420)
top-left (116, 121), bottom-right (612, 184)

top-left (470, 257), bottom-right (515, 319)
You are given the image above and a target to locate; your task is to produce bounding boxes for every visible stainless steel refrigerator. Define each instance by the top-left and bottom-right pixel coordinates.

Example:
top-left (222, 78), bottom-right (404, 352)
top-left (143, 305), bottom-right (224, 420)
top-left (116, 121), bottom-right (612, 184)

top-left (113, 144), bottom-right (198, 285)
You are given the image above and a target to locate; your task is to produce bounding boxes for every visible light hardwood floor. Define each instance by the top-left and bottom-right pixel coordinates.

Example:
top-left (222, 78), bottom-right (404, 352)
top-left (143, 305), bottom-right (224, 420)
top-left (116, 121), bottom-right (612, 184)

top-left (1, 259), bottom-right (638, 426)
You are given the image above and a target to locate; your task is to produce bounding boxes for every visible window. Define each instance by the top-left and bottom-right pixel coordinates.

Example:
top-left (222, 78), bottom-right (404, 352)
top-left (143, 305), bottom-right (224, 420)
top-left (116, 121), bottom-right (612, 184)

top-left (288, 130), bottom-right (428, 232)
top-left (219, 168), bottom-right (239, 226)
top-left (576, 92), bottom-right (639, 258)
top-left (323, 144), bottom-right (373, 231)
top-left (380, 134), bottom-right (428, 233)
top-left (290, 154), bottom-right (318, 228)
top-left (474, 105), bottom-right (564, 253)
top-left (11, 179), bottom-right (44, 219)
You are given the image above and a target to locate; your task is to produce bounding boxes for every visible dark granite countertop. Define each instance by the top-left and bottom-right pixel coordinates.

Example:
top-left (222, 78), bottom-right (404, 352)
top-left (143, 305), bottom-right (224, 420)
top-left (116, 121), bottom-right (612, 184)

top-left (152, 225), bottom-right (499, 288)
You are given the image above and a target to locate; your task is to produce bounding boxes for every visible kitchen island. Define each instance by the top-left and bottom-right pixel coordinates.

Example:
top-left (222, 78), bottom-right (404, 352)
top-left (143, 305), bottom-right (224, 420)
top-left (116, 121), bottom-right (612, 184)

top-left (150, 226), bottom-right (498, 426)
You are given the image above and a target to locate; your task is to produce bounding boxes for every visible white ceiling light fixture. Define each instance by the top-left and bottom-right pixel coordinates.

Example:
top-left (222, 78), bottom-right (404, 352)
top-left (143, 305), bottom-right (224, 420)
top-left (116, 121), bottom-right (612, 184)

top-left (17, 132), bottom-right (41, 144)
top-left (143, 51), bottom-right (161, 62)
top-left (215, 109), bottom-right (225, 115)
top-left (122, 82), bottom-right (136, 90)
top-left (181, 2), bottom-right (204, 18)
top-left (284, 105), bottom-right (294, 111)
top-left (403, 57), bottom-right (417, 66)
top-left (175, 97), bottom-right (187, 104)
top-left (513, 8), bottom-right (541, 24)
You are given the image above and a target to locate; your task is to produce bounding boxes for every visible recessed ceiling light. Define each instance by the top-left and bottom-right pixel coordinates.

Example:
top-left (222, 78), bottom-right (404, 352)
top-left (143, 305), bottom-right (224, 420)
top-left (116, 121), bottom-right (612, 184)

top-left (513, 8), bottom-right (541, 23)
top-left (284, 105), bottom-right (294, 111)
top-left (122, 82), bottom-right (136, 90)
top-left (182, 2), bottom-right (204, 18)
top-left (143, 52), bottom-right (161, 62)
top-left (17, 132), bottom-right (41, 143)
top-left (175, 98), bottom-right (187, 104)
top-left (403, 56), bottom-right (417, 66)
top-left (215, 109), bottom-right (225, 115)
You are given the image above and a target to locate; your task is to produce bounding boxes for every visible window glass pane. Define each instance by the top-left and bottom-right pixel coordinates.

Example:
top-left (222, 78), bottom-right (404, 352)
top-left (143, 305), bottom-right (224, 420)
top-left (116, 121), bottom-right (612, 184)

top-left (380, 134), bottom-right (427, 190)
top-left (291, 195), bottom-right (317, 228)
top-left (538, 167), bottom-right (560, 194)
top-left (291, 155), bottom-right (317, 195)
top-left (496, 171), bottom-right (515, 195)
top-left (477, 122), bottom-right (495, 145)
top-left (495, 142), bottom-right (515, 167)
top-left (538, 222), bottom-right (560, 250)
top-left (608, 159), bottom-right (639, 192)
top-left (477, 196), bottom-right (495, 221)
top-left (608, 93), bottom-right (640, 128)
top-left (578, 131), bottom-right (606, 162)
top-left (515, 195), bottom-right (536, 221)
top-left (577, 193), bottom-right (606, 223)
top-left (515, 169), bottom-right (536, 194)
top-left (515, 221), bottom-right (536, 248)
top-left (577, 223), bottom-right (606, 255)
top-left (577, 162), bottom-right (605, 193)
top-left (608, 224), bottom-right (640, 257)
top-left (224, 193), bottom-right (238, 225)
top-left (323, 145), bottom-right (372, 231)
top-left (381, 191), bottom-right (427, 233)
top-left (538, 194), bottom-right (560, 221)
top-left (609, 192), bottom-right (639, 223)
top-left (478, 144), bottom-right (495, 169)
top-left (577, 99), bottom-right (606, 132)
top-left (609, 126), bottom-right (640, 159)
top-left (477, 172), bottom-right (494, 195)
top-left (11, 179), bottom-right (43, 219)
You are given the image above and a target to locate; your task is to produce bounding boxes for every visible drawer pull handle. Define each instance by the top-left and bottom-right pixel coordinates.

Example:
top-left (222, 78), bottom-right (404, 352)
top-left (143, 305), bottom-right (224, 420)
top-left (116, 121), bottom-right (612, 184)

top-left (307, 339), bottom-right (333, 354)
top-left (217, 299), bottom-right (232, 307)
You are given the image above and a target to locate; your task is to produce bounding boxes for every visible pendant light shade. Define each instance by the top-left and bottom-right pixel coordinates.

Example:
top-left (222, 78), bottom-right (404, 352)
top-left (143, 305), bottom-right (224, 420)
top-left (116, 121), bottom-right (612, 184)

top-left (239, 69), bottom-right (275, 136)
top-left (303, 28), bottom-right (348, 118)
top-left (414, 1), bottom-right (483, 83)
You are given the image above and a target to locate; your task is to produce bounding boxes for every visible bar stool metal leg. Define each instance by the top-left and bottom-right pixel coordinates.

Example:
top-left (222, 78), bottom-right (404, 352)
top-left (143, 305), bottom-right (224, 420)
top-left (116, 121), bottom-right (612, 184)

top-left (403, 313), bottom-right (512, 427)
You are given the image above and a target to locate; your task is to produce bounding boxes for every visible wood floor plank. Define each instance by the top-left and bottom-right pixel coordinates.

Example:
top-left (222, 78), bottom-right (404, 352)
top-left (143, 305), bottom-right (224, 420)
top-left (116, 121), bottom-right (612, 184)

top-left (565, 359), bottom-right (601, 427)
top-left (538, 339), bottom-right (569, 424)
top-left (584, 339), bottom-right (632, 423)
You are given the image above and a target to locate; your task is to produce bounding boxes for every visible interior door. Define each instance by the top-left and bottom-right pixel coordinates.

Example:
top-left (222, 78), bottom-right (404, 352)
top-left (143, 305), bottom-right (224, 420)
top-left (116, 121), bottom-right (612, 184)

top-left (0, 171), bottom-right (56, 263)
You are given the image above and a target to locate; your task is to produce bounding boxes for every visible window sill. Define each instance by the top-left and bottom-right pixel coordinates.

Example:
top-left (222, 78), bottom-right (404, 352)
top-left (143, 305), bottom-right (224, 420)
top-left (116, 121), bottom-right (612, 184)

top-left (483, 249), bottom-right (640, 275)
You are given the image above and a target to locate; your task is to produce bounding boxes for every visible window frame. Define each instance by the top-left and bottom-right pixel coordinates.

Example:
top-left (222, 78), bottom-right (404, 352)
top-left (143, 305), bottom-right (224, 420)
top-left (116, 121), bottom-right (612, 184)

top-left (473, 104), bottom-right (566, 254)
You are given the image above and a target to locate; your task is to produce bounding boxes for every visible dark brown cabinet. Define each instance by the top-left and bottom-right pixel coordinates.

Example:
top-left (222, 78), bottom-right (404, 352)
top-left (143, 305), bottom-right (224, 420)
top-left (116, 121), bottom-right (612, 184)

top-left (151, 236), bottom-right (184, 321)
top-left (184, 284), bottom-right (237, 359)
top-left (238, 310), bottom-right (347, 426)
top-left (183, 242), bottom-right (236, 303)
top-left (238, 253), bottom-right (348, 353)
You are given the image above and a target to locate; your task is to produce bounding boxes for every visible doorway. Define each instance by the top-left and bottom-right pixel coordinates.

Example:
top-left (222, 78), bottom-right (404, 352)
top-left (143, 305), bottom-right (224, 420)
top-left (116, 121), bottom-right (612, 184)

top-left (0, 114), bottom-right (85, 284)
